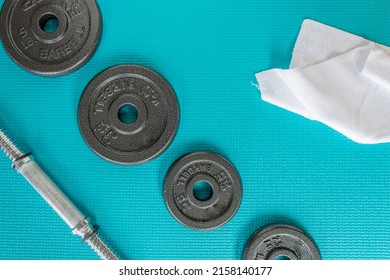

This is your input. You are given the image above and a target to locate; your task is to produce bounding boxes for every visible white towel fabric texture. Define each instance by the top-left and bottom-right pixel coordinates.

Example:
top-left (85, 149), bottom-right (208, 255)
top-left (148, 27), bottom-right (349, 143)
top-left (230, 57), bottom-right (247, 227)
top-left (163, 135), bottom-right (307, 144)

top-left (256, 20), bottom-right (390, 144)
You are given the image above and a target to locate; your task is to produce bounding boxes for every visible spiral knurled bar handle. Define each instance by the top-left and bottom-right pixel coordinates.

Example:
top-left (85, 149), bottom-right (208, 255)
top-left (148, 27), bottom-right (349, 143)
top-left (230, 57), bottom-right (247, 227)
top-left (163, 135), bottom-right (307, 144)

top-left (0, 127), bottom-right (119, 260)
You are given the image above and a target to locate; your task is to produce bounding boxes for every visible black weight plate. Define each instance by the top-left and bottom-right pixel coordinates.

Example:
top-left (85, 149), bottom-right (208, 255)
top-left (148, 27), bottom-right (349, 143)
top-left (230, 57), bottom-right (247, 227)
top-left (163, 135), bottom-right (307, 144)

top-left (164, 152), bottom-right (242, 230)
top-left (0, 0), bottom-right (101, 76)
top-left (78, 65), bottom-right (179, 165)
top-left (243, 225), bottom-right (321, 260)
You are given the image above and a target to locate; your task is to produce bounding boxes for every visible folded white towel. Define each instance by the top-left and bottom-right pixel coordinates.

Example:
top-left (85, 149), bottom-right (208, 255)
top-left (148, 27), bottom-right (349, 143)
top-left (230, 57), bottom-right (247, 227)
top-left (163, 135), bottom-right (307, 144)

top-left (256, 20), bottom-right (390, 144)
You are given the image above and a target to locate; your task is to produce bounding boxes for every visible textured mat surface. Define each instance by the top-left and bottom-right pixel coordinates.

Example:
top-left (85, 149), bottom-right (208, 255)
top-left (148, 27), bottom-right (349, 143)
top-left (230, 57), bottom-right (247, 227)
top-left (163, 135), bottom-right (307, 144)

top-left (0, 0), bottom-right (389, 260)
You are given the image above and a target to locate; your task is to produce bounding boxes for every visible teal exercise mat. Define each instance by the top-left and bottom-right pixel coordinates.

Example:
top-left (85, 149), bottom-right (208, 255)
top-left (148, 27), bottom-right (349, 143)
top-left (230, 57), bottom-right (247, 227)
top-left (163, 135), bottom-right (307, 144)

top-left (0, 0), bottom-right (389, 260)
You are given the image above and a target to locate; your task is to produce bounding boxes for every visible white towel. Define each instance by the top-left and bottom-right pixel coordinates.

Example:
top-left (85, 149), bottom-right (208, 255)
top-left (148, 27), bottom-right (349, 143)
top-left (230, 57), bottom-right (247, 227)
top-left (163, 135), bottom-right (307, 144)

top-left (256, 20), bottom-right (390, 144)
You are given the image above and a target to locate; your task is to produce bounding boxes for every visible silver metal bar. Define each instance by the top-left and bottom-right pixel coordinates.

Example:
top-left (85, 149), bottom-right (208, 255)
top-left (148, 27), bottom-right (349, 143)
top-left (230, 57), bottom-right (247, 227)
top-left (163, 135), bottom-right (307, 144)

top-left (0, 127), bottom-right (119, 260)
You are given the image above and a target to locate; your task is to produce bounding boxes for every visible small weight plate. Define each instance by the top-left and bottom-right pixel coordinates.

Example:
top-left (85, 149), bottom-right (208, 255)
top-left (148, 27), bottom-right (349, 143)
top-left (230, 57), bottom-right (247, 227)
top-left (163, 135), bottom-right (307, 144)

top-left (243, 225), bottom-right (321, 260)
top-left (0, 0), bottom-right (101, 76)
top-left (78, 65), bottom-right (179, 165)
top-left (164, 152), bottom-right (242, 230)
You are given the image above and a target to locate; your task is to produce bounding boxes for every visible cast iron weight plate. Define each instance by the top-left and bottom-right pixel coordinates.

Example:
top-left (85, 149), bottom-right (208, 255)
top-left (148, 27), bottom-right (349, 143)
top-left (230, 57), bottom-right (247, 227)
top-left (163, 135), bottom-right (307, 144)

top-left (164, 152), bottom-right (242, 230)
top-left (78, 65), bottom-right (179, 165)
top-left (0, 0), bottom-right (101, 76)
top-left (243, 225), bottom-right (321, 260)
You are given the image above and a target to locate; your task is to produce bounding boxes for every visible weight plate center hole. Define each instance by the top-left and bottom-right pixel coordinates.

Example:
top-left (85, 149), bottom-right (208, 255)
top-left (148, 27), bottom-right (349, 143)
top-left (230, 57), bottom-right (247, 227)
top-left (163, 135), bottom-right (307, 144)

top-left (275, 255), bottom-right (291, 260)
top-left (39, 13), bottom-right (59, 33)
top-left (193, 180), bottom-right (213, 201)
top-left (118, 104), bottom-right (139, 125)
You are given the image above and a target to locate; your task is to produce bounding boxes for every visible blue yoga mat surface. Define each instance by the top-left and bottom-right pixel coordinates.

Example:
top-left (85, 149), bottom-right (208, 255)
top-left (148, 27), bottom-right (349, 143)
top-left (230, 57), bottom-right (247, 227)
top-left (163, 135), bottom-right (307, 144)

top-left (0, 0), bottom-right (389, 260)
